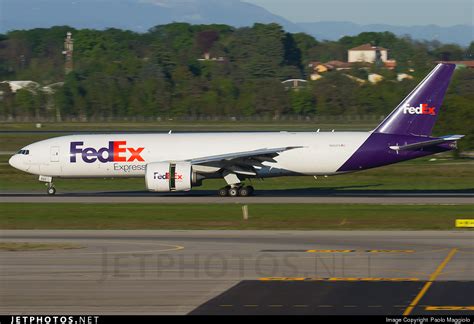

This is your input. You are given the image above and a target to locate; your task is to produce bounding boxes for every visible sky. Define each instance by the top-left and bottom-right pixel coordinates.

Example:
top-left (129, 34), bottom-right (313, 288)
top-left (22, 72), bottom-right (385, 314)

top-left (243, 0), bottom-right (474, 26)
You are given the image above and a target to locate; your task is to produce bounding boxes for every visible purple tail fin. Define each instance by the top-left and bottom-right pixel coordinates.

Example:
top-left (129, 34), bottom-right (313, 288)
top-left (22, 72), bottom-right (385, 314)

top-left (374, 63), bottom-right (455, 136)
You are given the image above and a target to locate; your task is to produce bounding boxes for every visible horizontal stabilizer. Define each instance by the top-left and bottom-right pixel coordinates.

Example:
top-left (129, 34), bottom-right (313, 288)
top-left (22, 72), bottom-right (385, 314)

top-left (389, 135), bottom-right (464, 151)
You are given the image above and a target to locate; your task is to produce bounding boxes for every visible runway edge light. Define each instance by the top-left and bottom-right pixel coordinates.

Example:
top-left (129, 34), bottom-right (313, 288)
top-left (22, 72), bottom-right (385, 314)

top-left (455, 219), bottom-right (474, 228)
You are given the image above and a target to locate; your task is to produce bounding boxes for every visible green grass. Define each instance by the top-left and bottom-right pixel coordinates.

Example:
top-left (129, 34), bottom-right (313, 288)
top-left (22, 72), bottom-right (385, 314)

top-left (0, 242), bottom-right (83, 251)
top-left (0, 133), bottom-right (55, 152)
top-left (0, 203), bottom-right (472, 230)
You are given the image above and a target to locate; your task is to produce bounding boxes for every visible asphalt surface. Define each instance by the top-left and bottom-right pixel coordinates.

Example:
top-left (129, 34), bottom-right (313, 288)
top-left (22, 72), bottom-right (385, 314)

top-left (1, 189), bottom-right (473, 204)
top-left (1, 230), bottom-right (473, 315)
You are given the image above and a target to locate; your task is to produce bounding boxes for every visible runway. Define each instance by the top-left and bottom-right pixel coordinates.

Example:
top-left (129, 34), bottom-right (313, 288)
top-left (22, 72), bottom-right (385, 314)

top-left (1, 230), bottom-right (473, 315)
top-left (1, 189), bottom-right (473, 204)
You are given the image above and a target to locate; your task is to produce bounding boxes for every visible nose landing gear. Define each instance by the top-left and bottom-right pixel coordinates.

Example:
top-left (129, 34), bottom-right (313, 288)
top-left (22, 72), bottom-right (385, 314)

top-left (46, 183), bottom-right (56, 196)
top-left (39, 175), bottom-right (56, 195)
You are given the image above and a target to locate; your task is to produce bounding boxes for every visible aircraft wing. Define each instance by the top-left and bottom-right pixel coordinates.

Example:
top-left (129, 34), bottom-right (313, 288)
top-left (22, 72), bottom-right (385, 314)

top-left (389, 135), bottom-right (464, 151)
top-left (189, 146), bottom-right (302, 165)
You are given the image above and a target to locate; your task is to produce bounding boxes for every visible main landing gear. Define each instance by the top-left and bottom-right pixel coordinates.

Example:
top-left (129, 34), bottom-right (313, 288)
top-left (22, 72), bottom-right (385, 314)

top-left (217, 185), bottom-right (254, 197)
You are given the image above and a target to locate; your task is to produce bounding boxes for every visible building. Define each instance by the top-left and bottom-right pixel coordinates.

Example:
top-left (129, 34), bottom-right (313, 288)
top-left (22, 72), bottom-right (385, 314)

top-left (0, 81), bottom-right (40, 93)
top-left (282, 79), bottom-right (308, 90)
top-left (308, 61), bottom-right (325, 73)
top-left (324, 60), bottom-right (352, 70)
top-left (308, 61), bottom-right (322, 69)
top-left (197, 56), bottom-right (225, 62)
top-left (368, 73), bottom-right (384, 84)
top-left (310, 73), bottom-right (323, 81)
top-left (348, 43), bottom-right (388, 63)
top-left (308, 60), bottom-right (352, 74)
top-left (0, 81), bottom-right (64, 94)
top-left (397, 73), bottom-right (414, 82)
top-left (308, 60), bottom-right (353, 80)
top-left (345, 74), bottom-right (366, 84)
top-left (384, 60), bottom-right (397, 70)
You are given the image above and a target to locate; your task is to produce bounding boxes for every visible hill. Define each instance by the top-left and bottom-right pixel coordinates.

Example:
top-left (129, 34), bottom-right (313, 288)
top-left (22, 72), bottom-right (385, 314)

top-left (1, 0), bottom-right (472, 45)
top-left (298, 21), bottom-right (473, 46)
top-left (0, 0), bottom-right (301, 33)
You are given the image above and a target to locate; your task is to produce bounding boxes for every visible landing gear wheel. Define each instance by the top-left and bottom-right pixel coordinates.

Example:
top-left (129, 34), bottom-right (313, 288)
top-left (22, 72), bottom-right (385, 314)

top-left (238, 186), bottom-right (250, 197)
top-left (228, 187), bottom-right (239, 197)
top-left (247, 186), bottom-right (254, 195)
top-left (218, 187), bottom-right (229, 197)
top-left (47, 186), bottom-right (56, 196)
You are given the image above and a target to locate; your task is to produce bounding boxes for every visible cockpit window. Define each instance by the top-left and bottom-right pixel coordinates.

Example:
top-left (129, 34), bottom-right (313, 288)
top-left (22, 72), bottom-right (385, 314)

top-left (17, 150), bottom-right (30, 155)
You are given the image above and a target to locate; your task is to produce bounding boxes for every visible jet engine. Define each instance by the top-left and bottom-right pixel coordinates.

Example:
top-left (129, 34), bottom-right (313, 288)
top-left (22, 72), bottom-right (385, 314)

top-left (145, 162), bottom-right (200, 192)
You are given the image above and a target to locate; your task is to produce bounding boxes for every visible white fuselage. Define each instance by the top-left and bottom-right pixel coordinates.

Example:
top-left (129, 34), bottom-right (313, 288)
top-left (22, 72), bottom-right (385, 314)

top-left (9, 132), bottom-right (371, 178)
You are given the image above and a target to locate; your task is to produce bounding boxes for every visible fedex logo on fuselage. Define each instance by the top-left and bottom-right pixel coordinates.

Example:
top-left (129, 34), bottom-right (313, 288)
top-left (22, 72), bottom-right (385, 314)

top-left (402, 103), bottom-right (436, 115)
top-left (70, 141), bottom-right (144, 163)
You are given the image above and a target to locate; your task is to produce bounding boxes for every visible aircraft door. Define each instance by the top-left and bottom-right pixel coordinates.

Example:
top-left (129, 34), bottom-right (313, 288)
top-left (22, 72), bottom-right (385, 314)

top-left (50, 146), bottom-right (60, 162)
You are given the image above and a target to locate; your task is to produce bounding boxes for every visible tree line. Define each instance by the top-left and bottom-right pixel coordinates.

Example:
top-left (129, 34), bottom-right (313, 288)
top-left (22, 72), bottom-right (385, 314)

top-left (0, 23), bottom-right (472, 149)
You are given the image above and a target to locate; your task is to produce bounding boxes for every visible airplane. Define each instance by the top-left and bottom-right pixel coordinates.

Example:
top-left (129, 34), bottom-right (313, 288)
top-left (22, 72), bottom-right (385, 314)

top-left (9, 63), bottom-right (463, 197)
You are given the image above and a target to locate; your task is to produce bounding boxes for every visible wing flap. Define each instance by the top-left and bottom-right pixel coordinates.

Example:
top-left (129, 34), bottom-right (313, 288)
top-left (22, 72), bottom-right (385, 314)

top-left (228, 165), bottom-right (257, 176)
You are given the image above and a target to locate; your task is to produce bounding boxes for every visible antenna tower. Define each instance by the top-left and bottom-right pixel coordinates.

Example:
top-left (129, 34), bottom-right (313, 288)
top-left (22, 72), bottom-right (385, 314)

top-left (62, 32), bottom-right (74, 75)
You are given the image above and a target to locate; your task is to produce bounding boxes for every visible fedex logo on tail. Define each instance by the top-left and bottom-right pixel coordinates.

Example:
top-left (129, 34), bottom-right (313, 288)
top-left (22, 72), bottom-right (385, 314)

top-left (70, 141), bottom-right (144, 163)
top-left (402, 103), bottom-right (436, 116)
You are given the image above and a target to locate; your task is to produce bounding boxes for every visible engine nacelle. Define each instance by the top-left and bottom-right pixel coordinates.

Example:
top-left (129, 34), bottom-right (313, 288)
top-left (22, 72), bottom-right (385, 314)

top-left (145, 162), bottom-right (193, 192)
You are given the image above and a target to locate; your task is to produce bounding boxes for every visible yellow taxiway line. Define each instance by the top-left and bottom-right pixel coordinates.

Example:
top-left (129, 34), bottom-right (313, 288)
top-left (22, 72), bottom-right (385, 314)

top-left (403, 248), bottom-right (458, 316)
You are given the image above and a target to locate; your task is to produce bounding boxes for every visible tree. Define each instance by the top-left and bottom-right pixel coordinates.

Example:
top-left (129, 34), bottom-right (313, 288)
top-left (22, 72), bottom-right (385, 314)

top-left (292, 32), bottom-right (319, 64)
top-left (290, 88), bottom-right (314, 115)
top-left (465, 42), bottom-right (474, 60)
top-left (306, 41), bottom-right (346, 62)
top-left (14, 89), bottom-right (35, 117)
top-left (0, 83), bottom-right (15, 117)
top-left (170, 66), bottom-right (199, 116)
top-left (235, 81), bottom-right (256, 116)
top-left (0, 24), bottom-right (471, 151)
top-left (312, 72), bottom-right (358, 115)
top-left (227, 23), bottom-right (286, 79)
top-left (433, 44), bottom-right (465, 61)
top-left (151, 41), bottom-right (176, 78)
top-left (254, 80), bottom-right (289, 117)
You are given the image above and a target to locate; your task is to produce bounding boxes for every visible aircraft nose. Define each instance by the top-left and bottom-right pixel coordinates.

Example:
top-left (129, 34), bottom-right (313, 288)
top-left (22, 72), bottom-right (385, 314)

top-left (8, 155), bottom-right (21, 170)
